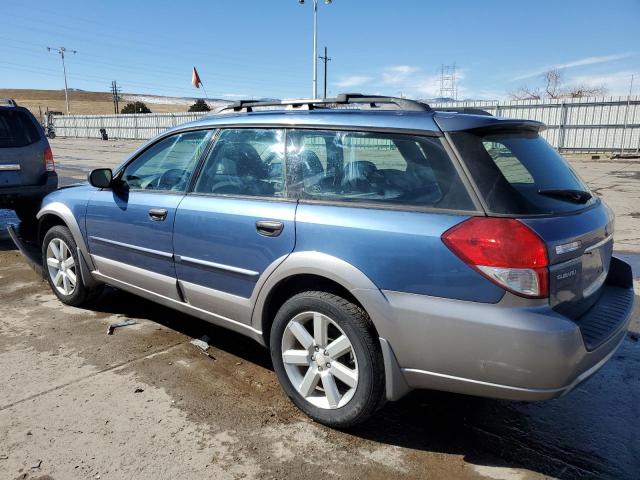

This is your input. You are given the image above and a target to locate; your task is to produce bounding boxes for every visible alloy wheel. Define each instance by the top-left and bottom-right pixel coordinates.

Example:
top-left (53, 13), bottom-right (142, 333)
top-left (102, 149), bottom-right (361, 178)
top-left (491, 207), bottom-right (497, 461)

top-left (46, 238), bottom-right (77, 296)
top-left (281, 311), bottom-right (359, 409)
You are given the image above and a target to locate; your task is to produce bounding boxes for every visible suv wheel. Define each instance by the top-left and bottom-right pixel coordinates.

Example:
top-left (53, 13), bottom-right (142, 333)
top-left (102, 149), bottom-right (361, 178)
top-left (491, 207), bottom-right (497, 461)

top-left (42, 225), bottom-right (103, 306)
top-left (270, 290), bottom-right (385, 428)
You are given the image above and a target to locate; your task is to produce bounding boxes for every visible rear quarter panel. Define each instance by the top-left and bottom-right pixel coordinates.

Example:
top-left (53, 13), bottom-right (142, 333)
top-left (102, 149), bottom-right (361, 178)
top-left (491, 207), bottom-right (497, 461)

top-left (294, 203), bottom-right (505, 302)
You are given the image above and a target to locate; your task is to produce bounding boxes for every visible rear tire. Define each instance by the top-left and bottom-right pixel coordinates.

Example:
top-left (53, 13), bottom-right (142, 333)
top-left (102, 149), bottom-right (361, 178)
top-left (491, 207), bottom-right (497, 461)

top-left (42, 225), bottom-right (103, 306)
top-left (270, 290), bottom-right (385, 428)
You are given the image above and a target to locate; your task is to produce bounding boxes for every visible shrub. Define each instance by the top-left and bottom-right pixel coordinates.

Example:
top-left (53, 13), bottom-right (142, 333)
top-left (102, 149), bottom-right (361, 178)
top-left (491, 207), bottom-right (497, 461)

top-left (121, 102), bottom-right (151, 114)
top-left (188, 99), bottom-right (211, 112)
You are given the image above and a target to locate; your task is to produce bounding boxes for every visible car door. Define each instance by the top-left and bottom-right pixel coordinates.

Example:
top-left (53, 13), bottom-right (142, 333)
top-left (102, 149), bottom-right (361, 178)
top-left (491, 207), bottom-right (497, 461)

top-left (173, 128), bottom-right (296, 323)
top-left (85, 129), bottom-right (213, 299)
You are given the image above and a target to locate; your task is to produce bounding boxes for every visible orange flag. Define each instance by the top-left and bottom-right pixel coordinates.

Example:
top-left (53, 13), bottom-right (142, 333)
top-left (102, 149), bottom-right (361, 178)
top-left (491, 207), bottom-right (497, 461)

top-left (192, 67), bottom-right (202, 88)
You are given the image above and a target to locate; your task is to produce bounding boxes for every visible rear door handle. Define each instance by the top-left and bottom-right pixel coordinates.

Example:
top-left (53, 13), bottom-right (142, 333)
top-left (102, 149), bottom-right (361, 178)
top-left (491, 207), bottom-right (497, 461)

top-left (149, 208), bottom-right (168, 221)
top-left (256, 220), bottom-right (284, 237)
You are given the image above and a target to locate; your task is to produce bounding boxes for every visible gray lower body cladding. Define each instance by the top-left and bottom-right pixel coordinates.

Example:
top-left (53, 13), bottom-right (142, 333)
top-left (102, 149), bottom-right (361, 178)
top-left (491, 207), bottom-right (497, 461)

top-left (379, 259), bottom-right (634, 401)
top-left (9, 213), bottom-right (635, 404)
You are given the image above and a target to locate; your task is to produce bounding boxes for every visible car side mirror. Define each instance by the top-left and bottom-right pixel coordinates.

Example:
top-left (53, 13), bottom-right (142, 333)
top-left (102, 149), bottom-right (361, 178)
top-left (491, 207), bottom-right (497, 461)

top-left (88, 168), bottom-right (113, 188)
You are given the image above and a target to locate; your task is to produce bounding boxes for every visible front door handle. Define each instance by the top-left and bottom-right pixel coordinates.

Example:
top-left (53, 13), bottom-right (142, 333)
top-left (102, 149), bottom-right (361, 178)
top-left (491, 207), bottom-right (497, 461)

top-left (149, 208), bottom-right (168, 221)
top-left (256, 220), bottom-right (284, 237)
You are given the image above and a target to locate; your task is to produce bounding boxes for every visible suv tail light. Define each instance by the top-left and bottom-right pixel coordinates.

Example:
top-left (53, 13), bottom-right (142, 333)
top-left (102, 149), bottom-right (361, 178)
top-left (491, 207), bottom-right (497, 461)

top-left (44, 146), bottom-right (55, 172)
top-left (442, 217), bottom-right (549, 298)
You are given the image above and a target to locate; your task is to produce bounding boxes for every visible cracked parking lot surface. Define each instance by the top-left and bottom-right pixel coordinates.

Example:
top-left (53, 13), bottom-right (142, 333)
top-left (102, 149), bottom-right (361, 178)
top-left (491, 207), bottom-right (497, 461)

top-left (0, 139), bottom-right (639, 479)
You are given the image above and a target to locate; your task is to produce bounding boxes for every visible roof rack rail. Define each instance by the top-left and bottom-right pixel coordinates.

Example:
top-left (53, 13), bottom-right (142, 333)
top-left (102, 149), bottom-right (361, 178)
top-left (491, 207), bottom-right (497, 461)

top-left (436, 107), bottom-right (493, 116)
top-left (218, 93), bottom-right (431, 114)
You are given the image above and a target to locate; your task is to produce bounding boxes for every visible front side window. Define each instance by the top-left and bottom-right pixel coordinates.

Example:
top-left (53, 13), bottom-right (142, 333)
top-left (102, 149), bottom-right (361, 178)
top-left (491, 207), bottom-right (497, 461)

top-left (450, 130), bottom-right (596, 214)
top-left (121, 129), bottom-right (213, 192)
top-left (194, 129), bottom-right (285, 197)
top-left (286, 129), bottom-right (475, 210)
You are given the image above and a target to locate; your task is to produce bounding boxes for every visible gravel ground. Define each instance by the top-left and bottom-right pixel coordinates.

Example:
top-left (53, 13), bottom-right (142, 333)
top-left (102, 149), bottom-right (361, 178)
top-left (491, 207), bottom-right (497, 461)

top-left (0, 138), bottom-right (638, 480)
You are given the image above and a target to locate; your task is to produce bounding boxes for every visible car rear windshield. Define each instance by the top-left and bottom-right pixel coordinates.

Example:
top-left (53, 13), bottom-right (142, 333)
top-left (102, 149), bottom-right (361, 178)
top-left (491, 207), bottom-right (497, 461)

top-left (450, 129), bottom-right (596, 215)
top-left (0, 109), bottom-right (41, 148)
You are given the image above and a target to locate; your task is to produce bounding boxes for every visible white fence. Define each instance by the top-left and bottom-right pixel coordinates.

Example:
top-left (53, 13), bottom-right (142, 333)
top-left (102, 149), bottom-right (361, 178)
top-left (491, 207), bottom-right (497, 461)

top-left (50, 96), bottom-right (640, 153)
top-left (431, 97), bottom-right (640, 153)
top-left (51, 112), bottom-right (207, 140)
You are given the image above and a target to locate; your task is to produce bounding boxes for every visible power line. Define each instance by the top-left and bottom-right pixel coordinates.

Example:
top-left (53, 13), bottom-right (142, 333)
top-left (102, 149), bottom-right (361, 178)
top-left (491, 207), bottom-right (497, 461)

top-left (1, 43), bottom-right (305, 95)
top-left (47, 46), bottom-right (77, 114)
top-left (3, 6), bottom-right (307, 70)
top-left (319, 46), bottom-right (331, 99)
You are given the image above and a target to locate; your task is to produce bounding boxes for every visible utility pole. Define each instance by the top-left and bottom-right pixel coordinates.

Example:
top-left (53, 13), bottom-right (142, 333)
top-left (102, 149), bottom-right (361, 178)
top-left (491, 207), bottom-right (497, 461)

top-left (47, 46), bottom-right (77, 114)
top-left (110, 81), bottom-right (121, 114)
top-left (319, 46), bottom-right (331, 99)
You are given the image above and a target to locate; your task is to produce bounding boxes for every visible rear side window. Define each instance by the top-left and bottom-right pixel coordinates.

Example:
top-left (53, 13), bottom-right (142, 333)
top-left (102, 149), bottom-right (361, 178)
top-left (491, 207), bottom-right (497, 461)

top-left (287, 129), bottom-right (475, 211)
top-left (194, 129), bottom-right (285, 197)
top-left (0, 109), bottom-right (41, 148)
top-left (450, 130), bottom-right (596, 215)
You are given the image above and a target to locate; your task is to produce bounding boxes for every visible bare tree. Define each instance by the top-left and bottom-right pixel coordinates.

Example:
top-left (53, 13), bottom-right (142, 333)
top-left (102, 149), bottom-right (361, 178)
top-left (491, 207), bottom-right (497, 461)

top-left (566, 84), bottom-right (608, 98)
top-left (509, 68), bottom-right (609, 100)
top-left (543, 69), bottom-right (563, 98)
top-left (508, 86), bottom-right (542, 100)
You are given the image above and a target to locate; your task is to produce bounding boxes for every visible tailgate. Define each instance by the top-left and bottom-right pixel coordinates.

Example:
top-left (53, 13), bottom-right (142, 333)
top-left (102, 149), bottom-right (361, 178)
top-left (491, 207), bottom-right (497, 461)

top-left (0, 142), bottom-right (47, 187)
top-left (522, 202), bottom-right (615, 319)
top-left (0, 162), bottom-right (21, 186)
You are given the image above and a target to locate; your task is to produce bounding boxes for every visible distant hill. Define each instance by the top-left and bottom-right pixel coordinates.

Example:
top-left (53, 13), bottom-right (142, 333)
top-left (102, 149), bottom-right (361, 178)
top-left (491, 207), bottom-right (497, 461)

top-left (0, 89), bottom-right (232, 120)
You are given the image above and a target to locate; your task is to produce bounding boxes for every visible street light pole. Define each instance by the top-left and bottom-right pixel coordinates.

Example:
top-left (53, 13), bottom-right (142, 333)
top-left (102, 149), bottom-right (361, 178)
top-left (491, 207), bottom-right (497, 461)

top-left (312, 0), bottom-right (318, 99)
top-left (300, 0), bottom-right (332, 99)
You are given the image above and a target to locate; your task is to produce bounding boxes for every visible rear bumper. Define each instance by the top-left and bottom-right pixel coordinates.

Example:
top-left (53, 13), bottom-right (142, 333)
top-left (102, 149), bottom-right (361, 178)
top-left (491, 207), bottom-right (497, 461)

top-left (380, 256), bottom-right (634, 401)
top-left (0, 172), bottom-right (58, 205)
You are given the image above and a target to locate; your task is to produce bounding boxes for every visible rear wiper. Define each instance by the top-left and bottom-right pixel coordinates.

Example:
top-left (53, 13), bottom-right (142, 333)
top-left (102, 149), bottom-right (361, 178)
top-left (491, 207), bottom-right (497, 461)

top-left (537, 189), bottom-right (592, 203)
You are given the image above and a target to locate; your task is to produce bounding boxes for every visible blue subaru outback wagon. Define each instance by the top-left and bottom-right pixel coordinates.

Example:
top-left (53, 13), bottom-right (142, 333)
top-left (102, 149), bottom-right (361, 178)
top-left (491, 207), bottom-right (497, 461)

top-left (17, 94), bottom-right (634, 427)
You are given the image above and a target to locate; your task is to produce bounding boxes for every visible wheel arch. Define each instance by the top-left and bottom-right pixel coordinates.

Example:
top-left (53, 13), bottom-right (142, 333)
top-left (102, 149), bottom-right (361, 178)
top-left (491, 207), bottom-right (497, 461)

top-left (251, 252), bottom-right (394, 347)
top-left (252, 251), bottom-right (410, 402)
top-left (37, 202), bottom-right (95, 271)
top-left (37, 213), bottom-right (66, 245)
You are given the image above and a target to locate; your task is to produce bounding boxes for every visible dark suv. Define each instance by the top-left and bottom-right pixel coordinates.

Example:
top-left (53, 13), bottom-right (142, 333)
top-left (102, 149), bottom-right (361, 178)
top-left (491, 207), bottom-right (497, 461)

top-left (0, 99), bottom-right (57, 222)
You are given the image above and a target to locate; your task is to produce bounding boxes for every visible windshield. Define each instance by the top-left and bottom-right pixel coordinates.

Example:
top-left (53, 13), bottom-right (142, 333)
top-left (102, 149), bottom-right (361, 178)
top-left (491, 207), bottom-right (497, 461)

top-left (450, 129), bottom-right (596, 215)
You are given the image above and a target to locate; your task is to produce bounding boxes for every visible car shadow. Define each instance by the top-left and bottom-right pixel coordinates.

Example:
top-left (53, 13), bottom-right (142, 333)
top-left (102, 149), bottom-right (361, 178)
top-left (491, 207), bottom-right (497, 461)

top-left (85, 286), bottom-right (639, 480)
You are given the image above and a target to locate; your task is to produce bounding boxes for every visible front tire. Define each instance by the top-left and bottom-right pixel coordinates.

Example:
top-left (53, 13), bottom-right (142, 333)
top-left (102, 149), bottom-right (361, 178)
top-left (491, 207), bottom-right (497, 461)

top-left (42, 225), bottom-right (103, 306)
top-left (270, 290), bottom-right (385, 428)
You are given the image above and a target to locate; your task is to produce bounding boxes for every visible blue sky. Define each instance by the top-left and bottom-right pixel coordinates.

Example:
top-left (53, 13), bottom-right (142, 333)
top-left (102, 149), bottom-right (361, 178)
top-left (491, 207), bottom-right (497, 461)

top-left (1, 0), bottom-right (639, 100)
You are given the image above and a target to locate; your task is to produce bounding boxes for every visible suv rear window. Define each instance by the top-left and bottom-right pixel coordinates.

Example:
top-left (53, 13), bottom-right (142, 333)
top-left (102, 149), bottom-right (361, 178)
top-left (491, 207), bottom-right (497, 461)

top-left (450, 130), bottom-right (596, 215)
top-left (287, 129), bottom-right (475, 211)
top-left (0, 109), bottom-right (41, 148)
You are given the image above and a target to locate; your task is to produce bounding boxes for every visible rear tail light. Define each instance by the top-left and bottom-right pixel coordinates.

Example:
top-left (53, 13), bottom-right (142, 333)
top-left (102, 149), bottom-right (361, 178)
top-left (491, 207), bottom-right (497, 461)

top-left (44, 146), bottom-right (55, 172)
top-left (442, 217), bottom-right (549, 298)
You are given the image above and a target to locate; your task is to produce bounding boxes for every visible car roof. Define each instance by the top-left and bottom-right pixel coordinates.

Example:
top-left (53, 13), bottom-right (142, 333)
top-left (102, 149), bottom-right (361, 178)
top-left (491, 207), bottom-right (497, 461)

top-left (183, 109), bottom-right (441, 134)
top-left (173, 108), bottom-right (543, 136)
